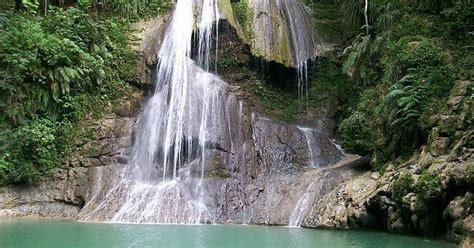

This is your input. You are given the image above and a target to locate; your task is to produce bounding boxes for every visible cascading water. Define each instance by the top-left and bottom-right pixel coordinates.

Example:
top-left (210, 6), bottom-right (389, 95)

top-left (297, 127), bottom-right (346, 168)
top-left (289, 182), bottom-right (315, 227)
top-left (298, 127), bottom-right (322, 167)
top-left (78, 0), bottom-right (346, 226)
top-left (79, 0), bottom-right (223, 224)
top-left (281, 0), bottom-right (318, 105)
top-left (247, 0), bottom-right (320, 105)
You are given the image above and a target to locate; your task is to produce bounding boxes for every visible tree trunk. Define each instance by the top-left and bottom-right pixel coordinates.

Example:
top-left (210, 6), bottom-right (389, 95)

top-left (364, 0), bottom-right (369, 35)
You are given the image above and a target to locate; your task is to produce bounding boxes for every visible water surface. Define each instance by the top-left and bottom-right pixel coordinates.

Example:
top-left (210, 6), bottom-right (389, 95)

top-left (0, 219), bottom-right (455, 248)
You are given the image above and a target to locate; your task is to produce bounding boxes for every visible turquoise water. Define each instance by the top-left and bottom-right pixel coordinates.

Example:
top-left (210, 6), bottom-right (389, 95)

top-left (0, 219), bottom-right (455, 248)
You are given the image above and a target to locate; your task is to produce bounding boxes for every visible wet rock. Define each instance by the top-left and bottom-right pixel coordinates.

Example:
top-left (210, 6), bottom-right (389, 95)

top-left (116, 155), bottom-right (129, 165)
top-left (387, 207), bottom-right (406, 233)
top-left (447, 80), bottom-right (470, 109)
top-left (430, 137), bottom-right (451, 157)
top-left (461, 235), bottom-right (474, 248)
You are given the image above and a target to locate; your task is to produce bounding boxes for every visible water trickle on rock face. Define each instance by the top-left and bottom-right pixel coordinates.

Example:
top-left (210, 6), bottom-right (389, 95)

top-left (289, 182), bottom-right (315, 227)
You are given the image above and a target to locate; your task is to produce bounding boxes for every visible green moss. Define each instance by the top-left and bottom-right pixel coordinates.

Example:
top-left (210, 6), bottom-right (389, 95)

top-left (216, 54), bottom-right (240, 70)
top-left (243, 74), bottom-right (299, 123)
top-left (392, 173), bottom-right (415, 203)
top-left (416, 171), bottom-right (442, 201)
top-left (230, 0), bottom-right (253, 42)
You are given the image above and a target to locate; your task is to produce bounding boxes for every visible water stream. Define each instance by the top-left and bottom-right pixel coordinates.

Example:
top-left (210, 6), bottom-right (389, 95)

top-left (80, 0), bottom-right (222, 224)
top-left (289, 182), bottom-right (315, 227)
top-left (78, 0), bottom-right (343, 225)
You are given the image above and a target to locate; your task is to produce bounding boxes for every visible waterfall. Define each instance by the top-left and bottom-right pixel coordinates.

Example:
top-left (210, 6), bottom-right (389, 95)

top-left (77, 0), bottom-right (346, 225)
top-left (289, 182), bottom-right (315, 227)
top-left (79, 0), bottom-right (223, 224)
top-left (281, 0), bottom-right (317, 105)
top-left (247, 0), bottom-right (320, 105)
top-left (197, 0), bottom-right (219, 71)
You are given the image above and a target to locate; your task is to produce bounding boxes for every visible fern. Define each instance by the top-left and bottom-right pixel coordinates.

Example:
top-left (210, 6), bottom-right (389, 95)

top-left (385, 76), bottom-right (425, 133)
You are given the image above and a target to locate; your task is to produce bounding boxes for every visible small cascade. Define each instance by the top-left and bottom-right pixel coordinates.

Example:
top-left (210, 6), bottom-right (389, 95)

top-left (296, 127), bottom-right (346, 167)
top-left (246, 0), bottom-right (320, 105)
top-left (197, 0), bottom-right (219, 71)
top-left (289, 182), bottom-right (315, 227)
top-left (298, 127), bottom-right (322, 167)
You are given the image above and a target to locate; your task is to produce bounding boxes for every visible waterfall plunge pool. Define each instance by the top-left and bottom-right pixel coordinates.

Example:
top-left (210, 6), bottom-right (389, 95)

top-left (0, 219), bottom-right (455, 248)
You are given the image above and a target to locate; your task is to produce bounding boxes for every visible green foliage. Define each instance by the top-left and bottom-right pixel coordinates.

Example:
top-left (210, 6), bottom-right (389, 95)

top-left (339, 111), bottom-right (374, 155)
top-left (0, 6), bottom-right (140, 185)
top-left (217, 55), bottom-right (240, 70)
top-left (385, 77), bottom-right (425, 137)
top-left (232, 0), bottom-right (254, 41)
top-left (392, 173), bottom-right (414, 202)
top-left (23, 0), bottom-right (43, 14)
top-left (336, 1), bottom-right (464, 168)
top-left (105, 0), bottom-right (169, 18)
top-left (0, 118), bottom-right (71, 185)
top-left (415, 171), bottom-right (442, 201)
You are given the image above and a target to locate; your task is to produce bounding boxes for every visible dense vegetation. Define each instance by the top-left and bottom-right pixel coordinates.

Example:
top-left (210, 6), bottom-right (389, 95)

top-left (306, 0), bottom-right (473, 171)
top-left (0, 0), bottom-right (168, 185)
top-left (0, 0), bottom-right (471, 189)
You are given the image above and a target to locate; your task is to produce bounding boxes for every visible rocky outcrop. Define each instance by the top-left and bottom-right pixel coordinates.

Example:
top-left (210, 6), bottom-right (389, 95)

top-left (299, 80), bottom-right (473, 244)
top-left (220, 0), bottom-right (322, 68)
top-left (132, 15), bottom-right (170, 86)
top-left (0, 113), bottom-right (137, 218)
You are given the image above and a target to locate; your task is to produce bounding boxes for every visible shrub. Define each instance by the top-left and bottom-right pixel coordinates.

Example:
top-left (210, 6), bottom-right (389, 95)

top-left (339, 111), bottom-right (375, 155)
top-left (392, 173), bottom-right (415, 203)
top-left (0, 118), bottom-right (70, 185)
top-left (415, 171), bottom-right (442, 201)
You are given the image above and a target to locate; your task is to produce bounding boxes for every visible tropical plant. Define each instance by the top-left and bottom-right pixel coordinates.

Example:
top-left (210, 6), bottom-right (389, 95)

top-left (339, 111), bottom-right (375, 155)
top-left (0, 6), bottom-right (139, 184)
top-left (385, 75), bottom-right (425, 134)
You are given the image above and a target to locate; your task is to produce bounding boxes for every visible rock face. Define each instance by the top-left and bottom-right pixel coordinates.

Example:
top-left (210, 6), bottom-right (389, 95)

top-left (220, 0), bottom-right (322, 68)
top-left (0, 114), bottom-right (137, 218)
top-left (75, 86), bottom-right (349, 224)
top-left (132, 15), bottom-right (170, 86)
top-left (299, 80), bottom-right (473, 244)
